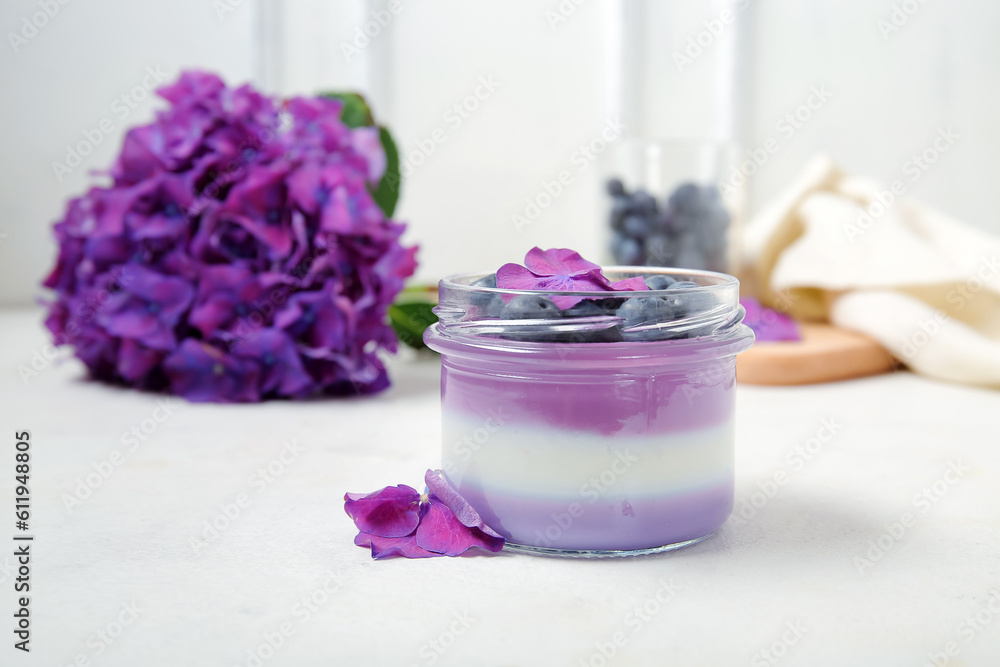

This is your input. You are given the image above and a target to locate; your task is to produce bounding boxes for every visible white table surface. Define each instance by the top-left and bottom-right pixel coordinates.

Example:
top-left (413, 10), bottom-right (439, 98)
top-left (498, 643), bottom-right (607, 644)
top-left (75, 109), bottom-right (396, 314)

top-left (1, 308), bottom-right (999, 667)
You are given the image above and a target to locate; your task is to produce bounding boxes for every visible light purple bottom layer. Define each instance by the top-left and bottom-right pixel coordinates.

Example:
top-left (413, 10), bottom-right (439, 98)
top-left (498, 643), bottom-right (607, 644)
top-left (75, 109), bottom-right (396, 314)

top-left (451, 478), bottom-right (734, 552)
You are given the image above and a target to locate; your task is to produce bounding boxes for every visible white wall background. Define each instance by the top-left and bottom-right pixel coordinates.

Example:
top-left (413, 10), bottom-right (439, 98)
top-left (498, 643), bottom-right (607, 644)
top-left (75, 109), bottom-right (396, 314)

top-left (1, 0), bottom-right (998, 305)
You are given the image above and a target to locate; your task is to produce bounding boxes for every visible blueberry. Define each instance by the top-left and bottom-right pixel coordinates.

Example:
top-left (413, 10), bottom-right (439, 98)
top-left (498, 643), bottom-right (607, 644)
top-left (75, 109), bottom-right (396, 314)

top-left (562, 299), bottom-right (610, 317)
top-left (673, 246), bottom-right (706, 270)
top-left (609, 197), bottom-right (630, 230)
top-left (701, 185), bottom-right (723, 205)
top-left (616, 237), bottom-right (644, 265)
top-left (610, 231), bottom-right (625, 259)
top-left (669, 234), bottom-right (706, 270)
top-left (472, 274), bottom-right (497, 289)
top-left (702, 199), bottom-right (731, 229)
top-left (653, 209), bottom-right (675, 234)
top-left (616, 297), bottom-right (655, 325)
top-left (667, 183), bottom-right (702, 212)
top-left (697, 223), bottom-right (727, 253)
top-left (606, 179), bottom-right (625, 197)
top-left (593, 296), bottom-right (626, 311)
top-left (470, 274), bottom-right (503, 316)
top-left (661, 184), bottom-right (732, 262)
top-left (549, 301), bottom-right (624, 341)
top-left (615, 297), bottom-right (683, 341)
top-left (644, 234), bottom-right (674, 265)
top-left (622, 215), bottom-right (650, 239)
top-left (617, 295), bottom-right (677, 327)
top-left (610, 196), bottom-right (631, 216)
top-left (666, 211), bottom-right (700, 235)
top-left (643, 275), bottom-right (677, 290)
top-left (501, 295), bottom-right (562, 319)
top-left (665, 281), bottom-right (716, 318)
top-left (631, 189), bottom-right (657, 215)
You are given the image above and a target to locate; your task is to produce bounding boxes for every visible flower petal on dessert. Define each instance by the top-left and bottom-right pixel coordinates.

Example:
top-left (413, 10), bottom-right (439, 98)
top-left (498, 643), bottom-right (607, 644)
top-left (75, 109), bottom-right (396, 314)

top-left (524, 247), bottom-right (601, 276)
top-left (416, 499), bottom-right (505, 556)
top-left (609, 276), bottom-right (649, 292)
top-left (424, 469), bottom-right (503, 538)
top-left (498, 250), bottom-right (639, 308)
top-left (343, 484), bottom-right (422, 538)
top-left (526, 272), bottom-right (609, 294)
top-left (498, 265), bottom-right (612, 309)
top-left (495, 262), bottom-right (543, 290)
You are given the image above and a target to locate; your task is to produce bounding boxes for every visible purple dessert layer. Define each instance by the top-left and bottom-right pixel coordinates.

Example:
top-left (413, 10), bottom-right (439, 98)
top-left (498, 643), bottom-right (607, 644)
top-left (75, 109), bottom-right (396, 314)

top-left (425, 323), bottom-right (747, 436)
top-left (440, 358), bottom-right (736, 436)
top-left (453, 478), bottom-right (733, 551)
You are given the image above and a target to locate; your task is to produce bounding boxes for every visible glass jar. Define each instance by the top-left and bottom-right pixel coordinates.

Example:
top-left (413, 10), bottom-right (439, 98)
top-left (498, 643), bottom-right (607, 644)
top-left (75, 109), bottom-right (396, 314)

top-left (423, 267), bottom-right (754, 557)
top-left (603, 139), bottom-right (744, 277)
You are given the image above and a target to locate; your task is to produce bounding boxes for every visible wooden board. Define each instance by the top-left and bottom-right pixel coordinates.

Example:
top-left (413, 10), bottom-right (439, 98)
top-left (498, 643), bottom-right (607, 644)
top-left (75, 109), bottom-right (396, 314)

top-left (737, 323), bottom-right (897, 386)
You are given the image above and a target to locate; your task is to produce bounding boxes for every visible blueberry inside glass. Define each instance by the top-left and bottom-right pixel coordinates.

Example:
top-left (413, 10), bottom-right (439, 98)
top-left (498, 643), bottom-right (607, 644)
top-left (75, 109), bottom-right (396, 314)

top-left (608, 179), bottom-right (731, 272)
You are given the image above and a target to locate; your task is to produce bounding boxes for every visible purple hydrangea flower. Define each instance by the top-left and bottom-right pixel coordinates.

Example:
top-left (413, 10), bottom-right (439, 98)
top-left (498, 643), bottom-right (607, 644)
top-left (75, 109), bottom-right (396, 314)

top-left (497, 247), bottom-right (647, 308)
top-left (188, 265), bottom-right (287, 337)
top-left (42, 70), bottom-right (417, 401)
top-left (344, 470), bottom-right (505, 560)
top-left (96, 264), bottom-right (194, 351)
top-left (232, 329), bottom-right (313, 396)
top-left (163, 340), bottom-right (260, 403)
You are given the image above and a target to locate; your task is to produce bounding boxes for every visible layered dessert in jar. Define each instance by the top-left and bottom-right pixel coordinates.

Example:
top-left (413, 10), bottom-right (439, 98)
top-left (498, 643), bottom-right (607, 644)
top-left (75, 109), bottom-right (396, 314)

top-left (423, 248), bottom-right (754, 556)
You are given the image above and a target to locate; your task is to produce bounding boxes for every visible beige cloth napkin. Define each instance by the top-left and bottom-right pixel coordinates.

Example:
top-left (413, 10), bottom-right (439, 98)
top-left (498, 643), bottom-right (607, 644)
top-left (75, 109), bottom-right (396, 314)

top-left (744, 155), bottom-right (1000, 388)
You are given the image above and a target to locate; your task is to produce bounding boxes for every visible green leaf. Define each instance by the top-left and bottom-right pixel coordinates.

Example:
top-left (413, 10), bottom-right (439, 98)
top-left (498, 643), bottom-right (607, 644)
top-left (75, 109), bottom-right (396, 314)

top-left (319, 91), bottom-right (401, 217)
top-left (321, 92), bottom-right (374, 128)
top-left (369, 125), bottom-right (401, 217)
top-left (388, 302), bottom-right (438, 351)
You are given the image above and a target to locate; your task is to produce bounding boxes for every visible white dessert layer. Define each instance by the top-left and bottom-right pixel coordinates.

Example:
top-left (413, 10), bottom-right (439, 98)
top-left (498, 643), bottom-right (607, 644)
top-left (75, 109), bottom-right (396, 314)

top-left (442, 414), bottom-right (734, 500)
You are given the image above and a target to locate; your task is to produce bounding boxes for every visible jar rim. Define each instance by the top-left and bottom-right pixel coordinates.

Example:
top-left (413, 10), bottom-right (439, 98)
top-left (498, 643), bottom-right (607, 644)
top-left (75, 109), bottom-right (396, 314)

top-left (431, 266), bottom-right (753, 350)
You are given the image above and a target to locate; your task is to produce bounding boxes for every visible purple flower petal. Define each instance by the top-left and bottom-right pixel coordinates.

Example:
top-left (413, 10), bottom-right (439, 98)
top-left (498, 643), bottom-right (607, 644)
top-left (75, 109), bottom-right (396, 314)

top-left (416, 500), bottom-right (505, 556)
top-left (351, 126), bottom-right (386, 183)
top-left (354, 531), bottom-right (437, 560)
top-left (495, 262), bottom-right (542, 290)
top-left (189, 294), bottom-right (238, 337)
top-left (116, 338), bottom-right (164, 382)
top-left (84, 235), bottom-right (132, 266)
top-left (232, 328), bottom-right (313, 396)
top-left (275, 286), bottom-right (354, 353)
top-left (343, 484), bottom-right (422, 538)
top-left (319, 187), bottom-right (355, 234)
top-left (424, 469), bottom-right (502, 539)
top-left (524, 247), bottom-right (600, 276)
top-left (345, 474), bottom-right (504, 559)
top-left (162, 340), bottom-right (261, 402)
top-left (157, 70), bottom-right (226, 106)
top-left (496, 264), bottom-right (606, 306)
top-left (527, 271), bottom-right (610, 295)
top-left (740, 297), bottom-right (801, 342)
top-left (113, 127), bottom-right (165, 185)
top-left (609, 276), bottom-right (649, 292)
top-left (497, 249), bottom-right (643, 308)
top-left (100, 307), bottom-right (160, 339)
top-left (286, 163), bottom-right (325, 215)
